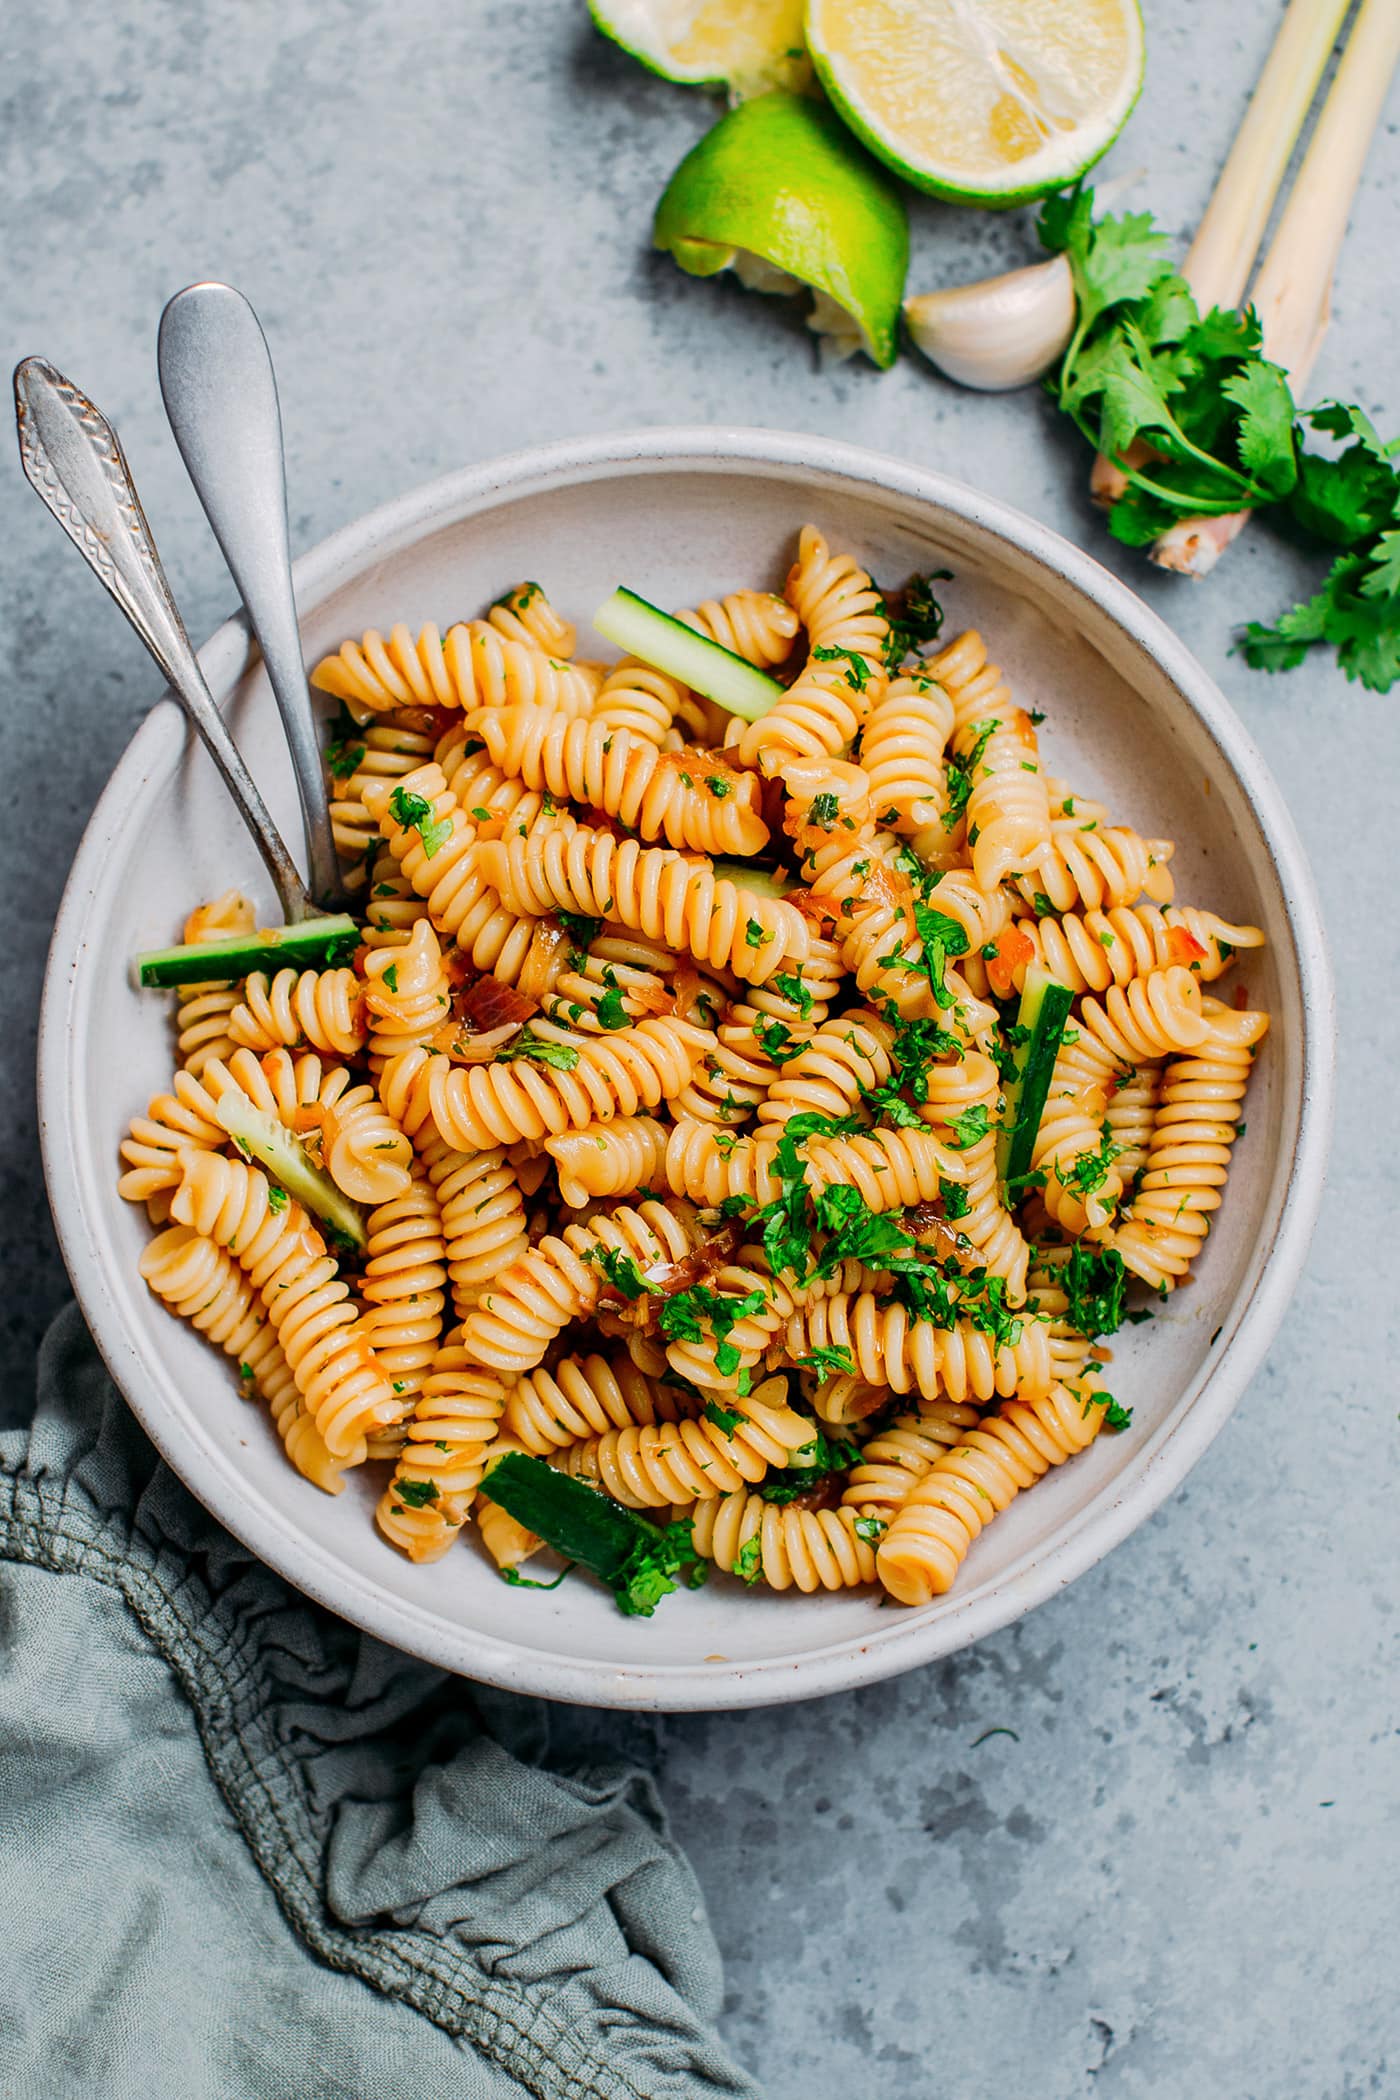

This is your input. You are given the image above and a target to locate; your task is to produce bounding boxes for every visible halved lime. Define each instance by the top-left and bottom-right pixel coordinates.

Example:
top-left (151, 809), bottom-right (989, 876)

top-left (653, 89), bottom-right (908, 366)
top-left (588, 0), bottom-right (810, 95)
top-left (805, 0), bottom-right (1145, 208)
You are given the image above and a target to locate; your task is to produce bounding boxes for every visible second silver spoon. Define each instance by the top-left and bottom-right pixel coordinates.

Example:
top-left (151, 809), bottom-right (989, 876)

top-left (158, 282), bottom-right (345, 908)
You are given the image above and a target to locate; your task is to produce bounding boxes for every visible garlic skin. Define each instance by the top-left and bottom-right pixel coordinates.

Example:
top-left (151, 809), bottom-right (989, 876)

top-left (904, 254), bottom-right (1075, 391)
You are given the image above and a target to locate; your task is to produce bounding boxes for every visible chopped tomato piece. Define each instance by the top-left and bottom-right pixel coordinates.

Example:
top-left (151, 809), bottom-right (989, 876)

top-left (1166, 926), bottom-right (1209, 967)
top-left (987, 924), bottom-right (1036, 999)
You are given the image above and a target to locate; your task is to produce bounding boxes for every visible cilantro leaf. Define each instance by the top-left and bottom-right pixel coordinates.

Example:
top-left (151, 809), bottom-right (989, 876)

top-left (1057, 1242), bottom-right (1128, 1339)
top-left (1222, 361), bottom-right (1298, 499)
top-left (594, 969), bottom-right (629, 1031)
top-left (791, 1343), bottom-right (856, 1383)
top-left (557, 911), bottom-right (601, 955)
top-left (495, 1031), bottom-right (580, 1071)
top-left (759, 1430), bottom-right (861, 1504)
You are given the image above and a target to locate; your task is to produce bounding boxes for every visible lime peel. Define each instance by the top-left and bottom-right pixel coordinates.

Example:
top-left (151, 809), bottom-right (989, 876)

top-left (653, 88), bottom-right (908, 366)
top-left (805, 0), bottom-right (1146, 209)
top-left (588, 0), bottom-right (811, 95)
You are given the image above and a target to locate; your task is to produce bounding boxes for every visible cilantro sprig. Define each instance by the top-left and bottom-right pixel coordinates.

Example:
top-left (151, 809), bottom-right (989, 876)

top-left (1039, 185), bottom-right (1400, 691)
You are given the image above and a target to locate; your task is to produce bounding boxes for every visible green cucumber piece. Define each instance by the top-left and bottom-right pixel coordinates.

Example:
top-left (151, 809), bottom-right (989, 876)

top-left (593, 587), bottom-right (783, 722)
top-left (135, 914), bottom-right (360, 988)
top-left (481, 1451), bottom-right (699, 1617)
top-left (998, 963), bottom-right (1076, 1194)
top-left (214, 1090), bottom-right (368, 1252)
top-left (710, 860), bottom-right (794, 899)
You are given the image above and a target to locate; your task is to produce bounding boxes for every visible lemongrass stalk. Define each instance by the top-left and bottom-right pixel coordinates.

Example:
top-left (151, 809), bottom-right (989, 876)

top-left (1151, 0), bottom-right (1400, 575)
top-left (1091, 0), bottom-right (1354, 506)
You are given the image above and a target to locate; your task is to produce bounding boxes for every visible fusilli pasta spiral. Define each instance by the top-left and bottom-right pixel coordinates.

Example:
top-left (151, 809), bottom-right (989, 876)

top-left (876, 1381), bottom-right (1109, 1605)
top-left (171, 1152), bottom-right (400, 1462)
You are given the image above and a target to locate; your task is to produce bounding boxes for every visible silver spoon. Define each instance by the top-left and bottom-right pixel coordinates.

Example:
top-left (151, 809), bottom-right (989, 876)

top-left (13, 356), bottom-right (316, 923)
top-left (158, 283), bottom-right (345, 908)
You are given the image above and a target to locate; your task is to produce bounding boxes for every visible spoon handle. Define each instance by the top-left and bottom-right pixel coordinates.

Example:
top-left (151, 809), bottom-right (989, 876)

top-left (158, 284), bottom-right (345, 908)
top-left (13, 356), bottom-right (315, 924)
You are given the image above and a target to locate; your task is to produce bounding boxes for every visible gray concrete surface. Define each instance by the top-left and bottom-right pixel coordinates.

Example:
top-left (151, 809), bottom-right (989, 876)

top-left (2, 3), bottom-right (1396, 2094)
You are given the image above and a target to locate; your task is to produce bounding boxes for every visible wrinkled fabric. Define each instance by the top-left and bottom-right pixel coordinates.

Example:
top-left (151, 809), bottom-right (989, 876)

top-left (0, 1306), bottom-right (763, 2100)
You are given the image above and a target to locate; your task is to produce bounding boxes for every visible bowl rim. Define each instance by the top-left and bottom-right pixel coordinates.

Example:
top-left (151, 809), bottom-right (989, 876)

top-left (38, 423), bottom-right (1336, 1710)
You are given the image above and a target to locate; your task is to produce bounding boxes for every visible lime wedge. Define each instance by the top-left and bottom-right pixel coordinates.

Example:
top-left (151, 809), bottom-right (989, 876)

top-left (588, 0), bottom-right (810, 94)
top-left (653, 89), bottom-right (908, 366)
top-left (805, 0), bottom-right (1145, 207)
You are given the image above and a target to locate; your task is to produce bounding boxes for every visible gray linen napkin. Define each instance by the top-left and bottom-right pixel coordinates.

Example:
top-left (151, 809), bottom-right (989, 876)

top-left (0, 1304), bottom-right (763, 2100)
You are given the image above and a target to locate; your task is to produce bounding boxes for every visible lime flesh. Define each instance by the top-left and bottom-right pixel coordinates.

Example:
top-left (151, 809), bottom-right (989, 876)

top-left (653, 89), bottom-right (908, 365)
top-left (589, 0), bottom-right (809, 93)
top-left (805, 0), bottom-right (1145, 207)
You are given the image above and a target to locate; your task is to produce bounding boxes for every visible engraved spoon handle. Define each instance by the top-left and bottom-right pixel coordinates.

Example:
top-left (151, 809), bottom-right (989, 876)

top-left (158, 284), bottom-right (345, 908)
top-left (13, 355), bottom-right (315, 923)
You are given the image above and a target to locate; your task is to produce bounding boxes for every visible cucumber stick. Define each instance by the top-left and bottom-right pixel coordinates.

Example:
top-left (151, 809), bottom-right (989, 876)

top-left (710, 860), bottom-right (793, 899)
top-left (135, 914), bottom-right (359, 988)
top-left (593, 587), bottom-right (783, 722)
top-left (998, 964), bottom-right (1075, 1193)
top-left (214, 1091), bottom-right (368, 1252)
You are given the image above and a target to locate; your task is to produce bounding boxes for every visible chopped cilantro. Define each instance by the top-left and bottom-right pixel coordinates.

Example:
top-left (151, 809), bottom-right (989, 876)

top-left (556, 911), bottom-right (601, 957)
top-left (943, 720), bottom-right (998, 829)
top-left (706, 776), bottom-right (732, 799)
top-left (396, 1477), bottom-right (439, 1508)
top-left (387, 785), bottom-right (452, 859)
top-left (594, 968), bottom-right (629, 1031)
top-left (326, 738), bottom-right (365, 781)
top-left (495, 1031), bottom-right (580, 1071)
top-left (583, 1246), bottom-right (659, 1300)
top-left (792, 1342), bottom-right (856, 1382)
top-left (760, 1430), bottom-right (860, 1503)
top-left (1059, 1243), bottom-right (1128, 1338)
top-left (1103, 1397), bottom-right (1133, 1432)
top-left (812, 643), bottom-right (871, 691)
top-left (946, 1103), bottom-right (992, 1150)
top-left (881, 569), bottom-right (952, 668)
top-left (744, 918), bottom-right (772, 950)
top-left (940, 1177), bottom-right (970, 1221)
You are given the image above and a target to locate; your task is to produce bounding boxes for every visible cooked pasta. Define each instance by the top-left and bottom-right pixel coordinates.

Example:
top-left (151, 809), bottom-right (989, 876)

top-left (229, 967), bottom-right (368, 1058)
top-left (927, 631), bottom-right (1053, 891)
top-left (174, 891), bottom-right (257, 1074)
top-left (171, 1152), bottom-right (402, 1463)
top-left (358, 1173), bottom-right (448, 1408)
top-left (139, 1225), bottom-right (343, 1494)
top-left (476, 709), bottom-right (769, 856)
top-left (688, 1493), bottom-right (879, 1592)
top-left (123, 527), bottom-right (1269, 1612)
top-left (376, 1343), bottom-right (510, 1561)
top-left (310, 618), bottom-right (597, 719)
top-left (876, 1380), bottom-right (1110, 1605)
top-left (418, 1136), bottom-right (530, 1316)
top-left (731, 528), bottom-right (889, 774)
top-left (544, 1115), bottom-right (669, 1208)
top-left (503, 1352), bottom-right (690, 1455)
top-left (857, 673), bottom-right (955, 832)
top-left (1110, 1000), bottom-right (1269, 1290)
top-left (478, 821), bottom-right (811, 984)
top-left (557, 1374), bottom-right (814, 1507)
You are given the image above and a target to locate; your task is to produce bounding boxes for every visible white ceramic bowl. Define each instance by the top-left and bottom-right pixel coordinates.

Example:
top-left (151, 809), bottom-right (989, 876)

top-left (40, 428), bottom-right (1334, 1710)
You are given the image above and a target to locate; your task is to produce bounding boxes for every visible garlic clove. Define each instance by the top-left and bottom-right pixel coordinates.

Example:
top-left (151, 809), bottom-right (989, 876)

top-left (904, 254), bottom-right (1075, 391)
